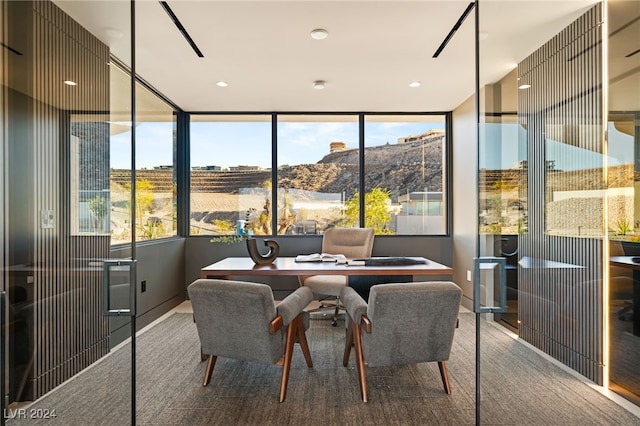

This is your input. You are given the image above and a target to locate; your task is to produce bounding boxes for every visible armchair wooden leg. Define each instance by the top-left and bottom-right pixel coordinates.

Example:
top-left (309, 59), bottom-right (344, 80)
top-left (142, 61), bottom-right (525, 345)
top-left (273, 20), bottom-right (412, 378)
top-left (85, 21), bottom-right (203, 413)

top-left (343, 317), bottom-right (354, 366)
top-left (279, 316), bottom-right (297, 403)
top-left (294, 315), bottom-right (313, 368)
top-left (438, 361), bottom-right (452, 394)
top-left (203, 355), bottom-right (217, 387)
top-left (353, 323), bottom-right (368, 402)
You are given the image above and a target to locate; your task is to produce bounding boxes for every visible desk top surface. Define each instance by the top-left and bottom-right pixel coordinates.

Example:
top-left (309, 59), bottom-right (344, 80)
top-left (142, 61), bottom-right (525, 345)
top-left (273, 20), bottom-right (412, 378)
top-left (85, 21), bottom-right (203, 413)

top-left (201, 256), bottom-right (453, 278)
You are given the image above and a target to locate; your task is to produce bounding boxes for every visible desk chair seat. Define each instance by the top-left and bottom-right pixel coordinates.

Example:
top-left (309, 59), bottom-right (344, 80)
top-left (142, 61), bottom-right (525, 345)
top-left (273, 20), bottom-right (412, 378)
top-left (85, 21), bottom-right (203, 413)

top-left (188, 279), bottom-right (314, 402)
top-left (300, 227), bottom-right (374, 326)
top-left (341, 281), bottom-right (462, 402)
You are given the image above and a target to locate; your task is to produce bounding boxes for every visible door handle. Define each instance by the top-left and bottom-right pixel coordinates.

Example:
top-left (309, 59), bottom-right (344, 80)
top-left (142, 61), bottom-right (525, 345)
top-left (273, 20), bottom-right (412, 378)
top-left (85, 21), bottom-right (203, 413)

top-left (473, 256), bottom-right (507, 314)
top-left (102, 259), bottom-right (136, 317)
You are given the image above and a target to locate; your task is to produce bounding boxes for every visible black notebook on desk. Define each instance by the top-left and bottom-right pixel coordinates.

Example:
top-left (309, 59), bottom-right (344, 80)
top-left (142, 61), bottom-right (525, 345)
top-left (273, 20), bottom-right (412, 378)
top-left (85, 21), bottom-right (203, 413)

top-left (347, 257), bottom-right (428, 266)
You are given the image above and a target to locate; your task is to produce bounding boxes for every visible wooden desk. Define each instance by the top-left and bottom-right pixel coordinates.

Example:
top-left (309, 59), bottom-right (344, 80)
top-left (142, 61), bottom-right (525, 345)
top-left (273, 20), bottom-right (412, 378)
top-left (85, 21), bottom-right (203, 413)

top-left (200, 256), bottom-right (453, 280)
top-left (610, 256), bottom-right (640, 336)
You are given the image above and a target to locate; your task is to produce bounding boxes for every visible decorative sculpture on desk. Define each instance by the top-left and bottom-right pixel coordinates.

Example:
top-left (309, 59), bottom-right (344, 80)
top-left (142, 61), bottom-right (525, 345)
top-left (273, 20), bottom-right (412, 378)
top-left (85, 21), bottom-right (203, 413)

top-left (208, 205), bottom-right (279, 264)
top-left (246, 238), bottom-right (280, 265)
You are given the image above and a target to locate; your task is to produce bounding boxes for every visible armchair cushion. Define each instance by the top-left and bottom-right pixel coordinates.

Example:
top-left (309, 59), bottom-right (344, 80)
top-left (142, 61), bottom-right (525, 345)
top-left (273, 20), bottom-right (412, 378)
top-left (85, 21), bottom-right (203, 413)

top-left (302, 275), bottom-right (347, 297)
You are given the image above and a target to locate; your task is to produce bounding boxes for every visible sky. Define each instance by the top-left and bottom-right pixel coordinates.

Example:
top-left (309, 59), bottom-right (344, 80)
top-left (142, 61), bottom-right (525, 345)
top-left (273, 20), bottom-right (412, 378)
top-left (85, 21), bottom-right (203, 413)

top-left (110, 120), bottom-right (446, 170)
top-left (110, 119), bottom-right (632, 171)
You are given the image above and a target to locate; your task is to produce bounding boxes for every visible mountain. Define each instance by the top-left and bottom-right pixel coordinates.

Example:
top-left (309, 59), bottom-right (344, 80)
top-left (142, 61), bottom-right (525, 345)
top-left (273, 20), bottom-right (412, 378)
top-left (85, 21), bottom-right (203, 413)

top-left (112, 135), bottom-right (445, 202)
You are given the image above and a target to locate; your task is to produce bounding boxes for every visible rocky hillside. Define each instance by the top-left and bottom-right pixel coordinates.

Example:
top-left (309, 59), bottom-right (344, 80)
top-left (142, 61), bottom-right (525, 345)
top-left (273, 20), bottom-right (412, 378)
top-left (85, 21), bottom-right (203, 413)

top-left (280, 137), bottom-right (444, 199)
top-left (112, 136), bottom-right (445, 201)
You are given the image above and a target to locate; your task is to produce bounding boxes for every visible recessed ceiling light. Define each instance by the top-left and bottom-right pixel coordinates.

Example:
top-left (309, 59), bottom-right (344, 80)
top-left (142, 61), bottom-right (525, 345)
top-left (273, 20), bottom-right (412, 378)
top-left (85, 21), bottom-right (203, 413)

top-left (313, 80), bottom-right (326, 90)
top-left (216, 81), bottom-right (228, 87)
top-left (64, 80), bottom-right (77, 86)
top-left (518, 84), bottom-right (531, 90)
top-left (310, 29), bottom-right (329, 40)
top-left (409, 81), bottom-right (421, 88)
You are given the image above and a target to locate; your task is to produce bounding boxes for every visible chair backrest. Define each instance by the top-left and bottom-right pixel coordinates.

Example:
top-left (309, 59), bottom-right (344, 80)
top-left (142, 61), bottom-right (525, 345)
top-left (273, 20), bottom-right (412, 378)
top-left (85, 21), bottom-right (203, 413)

top-left (322, 227), bottom-right (375, 258)
top-left (362, 282), bottom-right (462, 367)
top-left (187, 279), bottom-right (283, 365)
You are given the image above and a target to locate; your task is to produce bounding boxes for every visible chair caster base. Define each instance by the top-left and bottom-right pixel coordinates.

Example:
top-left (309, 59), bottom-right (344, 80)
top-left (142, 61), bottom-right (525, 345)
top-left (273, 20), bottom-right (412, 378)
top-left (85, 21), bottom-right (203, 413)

top-left (331, 320), bottom-right (338, 327)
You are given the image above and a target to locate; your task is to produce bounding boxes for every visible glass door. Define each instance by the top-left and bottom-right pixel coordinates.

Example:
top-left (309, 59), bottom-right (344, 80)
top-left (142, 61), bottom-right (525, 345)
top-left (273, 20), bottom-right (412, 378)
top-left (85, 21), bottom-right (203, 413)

top-left (607, 0), bottom-right (640, 406)
top-left (475, 1), bottom-right (623, 424)
top-left (1, 0), bottom-right (135, 423)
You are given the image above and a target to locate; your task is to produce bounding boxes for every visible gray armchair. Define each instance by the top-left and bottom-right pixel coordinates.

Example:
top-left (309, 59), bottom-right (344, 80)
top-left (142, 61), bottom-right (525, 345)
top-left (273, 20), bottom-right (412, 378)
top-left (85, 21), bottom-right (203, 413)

top-left (341, 281), bottom-right (462, 402)
top-left (300, 227), bottom-right (375, 326)
top-left (187, 279), bottom-right (314, 402)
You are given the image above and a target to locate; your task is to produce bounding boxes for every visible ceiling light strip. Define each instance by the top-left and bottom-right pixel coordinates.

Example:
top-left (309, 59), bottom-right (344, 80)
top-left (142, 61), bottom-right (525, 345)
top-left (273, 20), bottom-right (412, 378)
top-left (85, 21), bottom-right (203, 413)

top-left (432, 2), bottom-right (475, 58)
top-left (625, 48), bottom-right (640, 58)
top-left (159, 1), bottom-right (204, 58)
top-left (0, 41), bottom-right (23, 56)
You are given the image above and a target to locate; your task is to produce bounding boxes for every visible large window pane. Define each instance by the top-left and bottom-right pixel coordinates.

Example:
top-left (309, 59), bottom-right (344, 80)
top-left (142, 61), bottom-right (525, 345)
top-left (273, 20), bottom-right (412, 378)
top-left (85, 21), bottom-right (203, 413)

top-left (277, 115), bottom-right (359, 234)
top-left (190, 115), bottom-right (272, 236)
top-left (364, 115), bottom-right (447, 235)
top-left (110, 66), bottom-right (177, 244)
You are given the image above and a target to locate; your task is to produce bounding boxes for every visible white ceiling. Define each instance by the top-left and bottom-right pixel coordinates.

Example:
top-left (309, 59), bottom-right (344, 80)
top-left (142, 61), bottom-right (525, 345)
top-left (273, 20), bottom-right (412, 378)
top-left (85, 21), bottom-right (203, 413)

top-left (54, 0), bottom-right (601, 112)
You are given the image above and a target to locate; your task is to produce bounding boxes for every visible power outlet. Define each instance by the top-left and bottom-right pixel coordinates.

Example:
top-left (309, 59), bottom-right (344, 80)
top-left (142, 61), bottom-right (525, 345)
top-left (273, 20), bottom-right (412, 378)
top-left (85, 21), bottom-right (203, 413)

top-left (141, 280), bottom-right (147, 293)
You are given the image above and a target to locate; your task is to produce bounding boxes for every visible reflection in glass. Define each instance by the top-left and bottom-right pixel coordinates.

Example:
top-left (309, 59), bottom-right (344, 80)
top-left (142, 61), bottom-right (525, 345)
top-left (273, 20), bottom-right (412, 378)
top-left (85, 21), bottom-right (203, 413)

top-left (479, 115), bottom-right (527, 235)
top-left (70, 114), bottom-right (111, 235)
top-left (608, 0), bottom-right (640, 407)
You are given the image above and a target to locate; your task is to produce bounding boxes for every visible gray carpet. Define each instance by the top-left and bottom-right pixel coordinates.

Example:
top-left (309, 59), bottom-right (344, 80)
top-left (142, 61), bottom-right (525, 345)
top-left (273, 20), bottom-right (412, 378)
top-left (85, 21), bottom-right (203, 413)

top-left (9, 313), bottom-right (640, 425)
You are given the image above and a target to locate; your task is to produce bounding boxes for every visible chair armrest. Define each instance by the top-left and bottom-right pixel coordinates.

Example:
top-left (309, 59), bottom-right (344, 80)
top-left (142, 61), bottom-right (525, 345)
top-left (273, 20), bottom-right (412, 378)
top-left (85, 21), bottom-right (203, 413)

top-left (277, 286), bottom-right (313, 325)
top-left (340, 286), bottom-right (368, 324)
top-left (269, 315), bottom-right (284, 333)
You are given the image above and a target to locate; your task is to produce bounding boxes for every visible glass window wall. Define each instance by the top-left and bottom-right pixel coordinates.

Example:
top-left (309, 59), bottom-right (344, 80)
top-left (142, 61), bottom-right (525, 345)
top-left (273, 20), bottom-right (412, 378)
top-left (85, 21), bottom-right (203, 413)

top-left (188, 113), bottom-right (450, 236)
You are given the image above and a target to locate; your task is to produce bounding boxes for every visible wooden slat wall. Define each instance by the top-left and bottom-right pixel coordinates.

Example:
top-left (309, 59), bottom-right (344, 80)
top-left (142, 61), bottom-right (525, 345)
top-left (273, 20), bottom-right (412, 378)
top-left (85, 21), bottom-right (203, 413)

top-left (28, 0), bottom-right (110, 399)
top-left (517, 5), bottom-right (604, 384)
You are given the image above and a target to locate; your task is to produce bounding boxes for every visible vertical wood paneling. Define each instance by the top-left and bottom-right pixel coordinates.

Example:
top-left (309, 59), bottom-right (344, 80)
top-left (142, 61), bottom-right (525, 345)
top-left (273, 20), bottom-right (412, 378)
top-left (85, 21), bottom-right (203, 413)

top-left (517, 5), bottom-right (604, 384)
top-left (21, 0), bottom-right (111, 400)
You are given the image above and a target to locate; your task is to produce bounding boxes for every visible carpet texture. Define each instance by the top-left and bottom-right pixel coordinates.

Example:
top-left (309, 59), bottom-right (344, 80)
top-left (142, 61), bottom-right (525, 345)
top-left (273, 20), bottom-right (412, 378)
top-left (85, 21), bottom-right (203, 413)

top-left (10, 312), bottom-right (640, 425)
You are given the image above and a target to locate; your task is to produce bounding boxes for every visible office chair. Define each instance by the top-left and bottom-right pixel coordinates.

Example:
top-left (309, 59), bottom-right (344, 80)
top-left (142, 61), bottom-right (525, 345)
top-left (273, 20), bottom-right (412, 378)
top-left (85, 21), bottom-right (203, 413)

top-left (341, 281), bottom-right (462, 402)
top-left (299, 227), bottom-right (374, 326)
